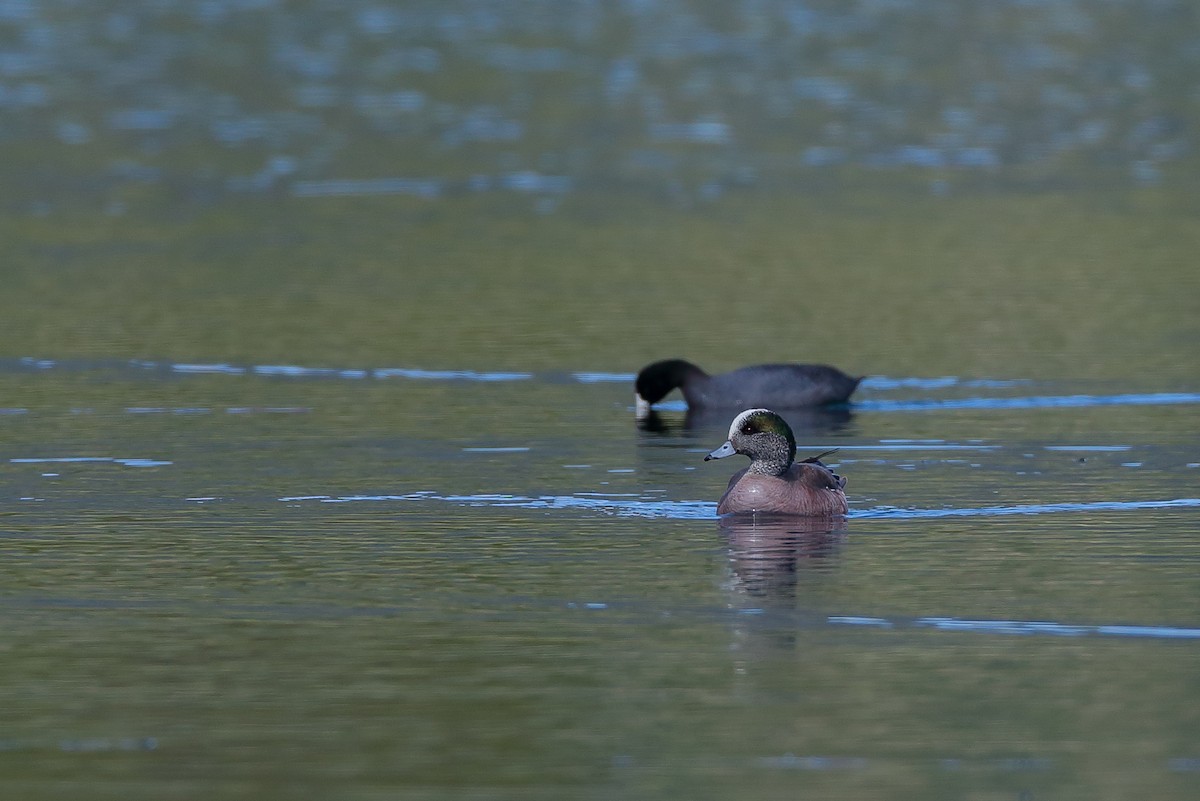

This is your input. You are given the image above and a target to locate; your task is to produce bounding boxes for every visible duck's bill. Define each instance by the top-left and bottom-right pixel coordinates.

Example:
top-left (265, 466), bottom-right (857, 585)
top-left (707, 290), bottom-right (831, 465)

top-left (705, 441), bottom-right (736, 461)
top-left (635, 394), bottom-right (651, 419)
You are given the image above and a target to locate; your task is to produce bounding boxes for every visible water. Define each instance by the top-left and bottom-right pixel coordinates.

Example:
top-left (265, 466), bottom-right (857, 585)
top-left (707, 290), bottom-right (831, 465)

top-left (3, 2), bottom-right (1200, 799)
top-left (2, 356), bottom-right (1198, 799)
top-left (2, 0), bottom-right (1198, 214)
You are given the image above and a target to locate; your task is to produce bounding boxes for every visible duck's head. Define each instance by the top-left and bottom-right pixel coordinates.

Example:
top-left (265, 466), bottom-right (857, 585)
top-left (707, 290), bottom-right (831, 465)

top-left (635, 359), bottom-right (704, 416)
top-left (704, 408), bottom-right (796, 476)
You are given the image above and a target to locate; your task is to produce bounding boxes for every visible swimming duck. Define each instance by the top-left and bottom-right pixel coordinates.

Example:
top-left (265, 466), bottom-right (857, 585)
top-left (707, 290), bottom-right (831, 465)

top-left (705, 408), bottom-right (848, 516)
top-left (635, 359), bottom-right (861, 418)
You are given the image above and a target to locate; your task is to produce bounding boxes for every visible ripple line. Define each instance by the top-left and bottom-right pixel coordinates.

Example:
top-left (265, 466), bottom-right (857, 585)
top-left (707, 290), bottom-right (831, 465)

top-left (859, 392), bottom-right (1200, 412)
top-left (853, 498), bottom-right (1200, 519)
top-left (278, 491), bottom-right (715, 519)
top-left (829, 614), bottom-right (1200, 641)
top-left (3, 359), bottom-right (1196, 410)
top-left (11, 456), bottom-right (172, 468)
top-left (276, 492), bottom-right (1200, 520)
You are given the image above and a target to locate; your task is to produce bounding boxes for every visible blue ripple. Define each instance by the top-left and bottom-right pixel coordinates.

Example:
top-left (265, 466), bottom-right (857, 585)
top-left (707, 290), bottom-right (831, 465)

top-left (11, 456), bottom-right (171, 468)
top-left (278, 491), bottom-right (715, 519)
top-left (171, 363), bottom-right (246, 375)
top-left (277, 492), bottom-right (1200, 521)
top-left (573, 371), bottom-right (635, 383)
top-left (374, 367), bottom-right (532, 381)
top-left (853, 498), bottom-right (1200, 519)
top-left (827, 615), bottom-right (1200, 641)
top-left (859, 392), bottom-right (1200, 412)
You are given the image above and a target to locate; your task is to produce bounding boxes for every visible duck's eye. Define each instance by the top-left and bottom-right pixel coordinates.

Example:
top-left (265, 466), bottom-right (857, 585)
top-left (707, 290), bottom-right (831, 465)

top-left (740, 423), bottom-right (755, 435)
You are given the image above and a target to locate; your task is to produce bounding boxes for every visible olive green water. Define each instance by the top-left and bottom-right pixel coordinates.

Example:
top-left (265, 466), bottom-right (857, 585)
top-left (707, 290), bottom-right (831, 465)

top-left (3, 1), bottom-right (1200, 798)
top-left (2, 192), bottom-right (1198, 801)
top-left (4, 191), bottom-right (1198, 379)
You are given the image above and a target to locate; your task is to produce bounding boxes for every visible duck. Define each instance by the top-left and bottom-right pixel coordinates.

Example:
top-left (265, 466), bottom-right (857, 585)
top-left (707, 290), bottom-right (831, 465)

top-left (704, 408), bottom-right (848, 516)
top-left (635, 358), bottom-right (861, 418)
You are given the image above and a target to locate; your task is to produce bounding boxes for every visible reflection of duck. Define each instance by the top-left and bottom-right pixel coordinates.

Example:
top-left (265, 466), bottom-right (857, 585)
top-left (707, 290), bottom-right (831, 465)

top-left (720, 515), bottom-right (846, 599)
top-left (705, 409), bottom-right (849, 516)
top-left (635, 359), bottom-right (861, 419)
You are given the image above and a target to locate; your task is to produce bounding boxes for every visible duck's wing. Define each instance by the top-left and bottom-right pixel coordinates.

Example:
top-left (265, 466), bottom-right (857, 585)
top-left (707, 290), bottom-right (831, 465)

top-left (796, 460), bottom-right (846, 491)
top-left (800, 448), bottom-right (838, 466)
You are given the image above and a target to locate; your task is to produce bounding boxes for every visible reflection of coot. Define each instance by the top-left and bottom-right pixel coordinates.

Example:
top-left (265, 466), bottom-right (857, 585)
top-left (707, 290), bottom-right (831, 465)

top-left (720, 515), bottom-right (846, 600)
top-left (636, 405), bottom-right (853, 435)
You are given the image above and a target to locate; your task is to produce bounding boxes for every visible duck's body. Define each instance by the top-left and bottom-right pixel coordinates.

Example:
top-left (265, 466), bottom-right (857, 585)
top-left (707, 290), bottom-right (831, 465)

top-left (716, 460), bottom-right (848, 516)
top-left (636, 359), bottom-right (860, 418)
top-left (705, 408), bottom-right (848, 517)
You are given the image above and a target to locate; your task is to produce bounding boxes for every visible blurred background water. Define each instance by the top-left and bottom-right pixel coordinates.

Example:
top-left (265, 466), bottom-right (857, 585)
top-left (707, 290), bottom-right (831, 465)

top-left (1, 0), bottom-right (1198, 211)
top-left (1, 2), bottom-right (1199, 800)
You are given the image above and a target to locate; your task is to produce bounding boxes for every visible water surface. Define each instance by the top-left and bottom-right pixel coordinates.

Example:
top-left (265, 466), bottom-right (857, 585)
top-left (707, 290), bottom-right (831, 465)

top-left (2, 2), bottom-right (1199, 799)
top-left (2, 357), bottom-right (1197, 799)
